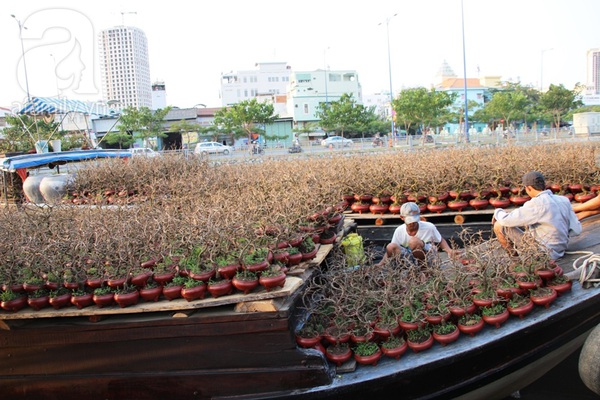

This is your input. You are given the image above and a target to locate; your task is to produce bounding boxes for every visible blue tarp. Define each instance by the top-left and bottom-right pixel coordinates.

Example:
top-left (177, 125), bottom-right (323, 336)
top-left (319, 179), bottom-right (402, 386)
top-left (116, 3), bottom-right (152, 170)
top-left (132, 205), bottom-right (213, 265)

top-left (18, 97), bottom-right (102, 115)
top-left (0, 150), bottom-right (131, 172)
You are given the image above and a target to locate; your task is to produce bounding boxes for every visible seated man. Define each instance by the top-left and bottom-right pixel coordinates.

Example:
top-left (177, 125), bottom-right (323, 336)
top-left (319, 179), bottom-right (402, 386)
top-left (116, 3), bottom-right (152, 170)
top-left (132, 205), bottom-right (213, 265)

top-left (492, 171), bottom-right (582, 260)
top-left (377, 202), bottom-right (457, 266)
top-left (572, 192), bottom-right (600, 221)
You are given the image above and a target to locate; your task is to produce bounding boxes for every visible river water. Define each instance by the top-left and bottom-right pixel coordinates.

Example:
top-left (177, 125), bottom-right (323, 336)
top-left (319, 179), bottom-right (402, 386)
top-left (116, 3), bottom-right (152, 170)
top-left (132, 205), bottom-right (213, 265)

top-left (502, 345), bottom-right (597, 399)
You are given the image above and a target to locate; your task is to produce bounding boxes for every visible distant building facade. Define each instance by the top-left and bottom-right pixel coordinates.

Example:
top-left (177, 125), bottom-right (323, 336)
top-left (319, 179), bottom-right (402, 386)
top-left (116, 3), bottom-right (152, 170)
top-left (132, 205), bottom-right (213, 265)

top-left (220, 62), bottom-right (292, 107)
top-left (152, 81), bottom-right (167, 110)
top-left (287, 69), bottom-right (362, 124)
top-left (99, 26), bottom-right (152, 109)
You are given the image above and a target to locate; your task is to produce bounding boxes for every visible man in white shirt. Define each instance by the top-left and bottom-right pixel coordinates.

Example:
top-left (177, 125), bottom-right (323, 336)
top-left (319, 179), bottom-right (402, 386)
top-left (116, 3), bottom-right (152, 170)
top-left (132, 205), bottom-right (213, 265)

top-left (492, 171), bottom-right (582, 260)
top-left (377, 202), bottom-right (457, 266)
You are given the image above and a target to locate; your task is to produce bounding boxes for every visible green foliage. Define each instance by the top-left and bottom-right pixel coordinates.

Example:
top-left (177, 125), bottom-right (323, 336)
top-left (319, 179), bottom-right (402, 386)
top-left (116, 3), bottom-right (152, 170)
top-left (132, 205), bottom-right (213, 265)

top-left (2, 114), bottom-right (63, 152)
top-left (406, 326), bottom-right (431, 343)
top-left (93, 286), bottom-right (114, 296)
top-left (213, 98), bottom-right (278, 142)
top-left (0, 290), bottom-right (19, 302)
top-left (481, 303), bottom-right (506, 316)
top-left (315, 93), bottom-right (378, 138)
top-left (235, 269), bottom-right (257, 281)
top-left (104, 106), bottom-right (172, 149)
top-left (353, 341), bottom-right (379, 356)
top-left (183, 277), bottom-right (205, 288)
top-left (392, 87), bottom-right (456, 133)
top-left (433, 322), bottom-right (457, 335)
top-left (539, 84), bottom-right (583, 130)
top-left (243, 248), bottom-right (269, 265)
top-left (458, 313), bottom-right (481, 326)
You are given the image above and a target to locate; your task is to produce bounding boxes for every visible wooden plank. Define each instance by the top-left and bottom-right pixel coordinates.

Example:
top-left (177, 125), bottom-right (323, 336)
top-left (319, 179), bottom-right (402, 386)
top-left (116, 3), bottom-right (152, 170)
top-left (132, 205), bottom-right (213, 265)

top-left (0, 276), bottom-right (303, 321)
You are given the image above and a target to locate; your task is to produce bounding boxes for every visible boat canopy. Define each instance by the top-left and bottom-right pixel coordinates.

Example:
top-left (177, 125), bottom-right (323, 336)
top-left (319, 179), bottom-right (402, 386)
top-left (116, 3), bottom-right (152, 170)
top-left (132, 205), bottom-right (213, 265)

top-left (0, 150), bottom-right (131, 173)
top-left (18, 97), bottom-right (100, 115)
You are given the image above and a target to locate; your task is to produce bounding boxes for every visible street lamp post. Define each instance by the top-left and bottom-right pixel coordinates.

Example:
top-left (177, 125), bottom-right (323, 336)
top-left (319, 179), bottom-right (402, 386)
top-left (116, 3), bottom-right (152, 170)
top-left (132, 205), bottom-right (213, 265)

top-left (379, 13), bottom-right (397, 147)
top-left (11, 14), bottom-right (31, 103)
top-left (460, 0), bottom-right (470, 143)
top-left (324, 47), bottom-right (330, 105)
top-left (540, 48), bottom-right (554, 92)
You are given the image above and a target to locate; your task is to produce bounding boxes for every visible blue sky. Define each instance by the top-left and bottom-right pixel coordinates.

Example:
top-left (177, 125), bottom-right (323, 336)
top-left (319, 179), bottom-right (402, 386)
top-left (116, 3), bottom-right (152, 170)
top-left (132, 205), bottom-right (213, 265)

top-left (2, 0), bottom-right (598, 110)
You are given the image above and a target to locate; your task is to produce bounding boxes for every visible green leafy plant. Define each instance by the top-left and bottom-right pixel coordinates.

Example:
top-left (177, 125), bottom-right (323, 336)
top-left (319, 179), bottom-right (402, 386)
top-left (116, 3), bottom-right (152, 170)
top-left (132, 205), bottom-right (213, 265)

top-left (433, 322), bottom-right (457, 335)
top-left (482, 303), bottom-right (506, 316)
top-left (93, 286), bottom-right (114, 296)
top-left (382, 335), bottom-right (405, 350)
top-left (353, 341), bottom-right (379, 357)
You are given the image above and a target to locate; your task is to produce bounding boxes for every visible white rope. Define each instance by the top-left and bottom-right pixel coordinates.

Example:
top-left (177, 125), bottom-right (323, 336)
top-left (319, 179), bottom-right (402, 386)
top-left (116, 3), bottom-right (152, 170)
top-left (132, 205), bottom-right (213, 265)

top-left (564, 251), bottom-right (600, 287)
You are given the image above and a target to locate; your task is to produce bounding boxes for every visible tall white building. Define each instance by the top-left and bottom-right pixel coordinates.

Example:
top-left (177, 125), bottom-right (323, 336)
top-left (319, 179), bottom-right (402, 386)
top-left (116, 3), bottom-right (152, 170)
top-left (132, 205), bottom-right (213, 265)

top-left (220, 62), bottom-right (292, 107)
top-left (99, 26), bottom-right (152, 109)
top-left (152, 81), bottom-right (167, 110)
top-left (587, 48), bottom-right (600, 95)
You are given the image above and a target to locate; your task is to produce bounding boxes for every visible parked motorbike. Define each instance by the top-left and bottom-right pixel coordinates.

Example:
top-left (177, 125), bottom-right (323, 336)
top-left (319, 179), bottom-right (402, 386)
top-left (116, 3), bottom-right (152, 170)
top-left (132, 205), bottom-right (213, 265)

top-left (252, 144), bottom-right (264, 155)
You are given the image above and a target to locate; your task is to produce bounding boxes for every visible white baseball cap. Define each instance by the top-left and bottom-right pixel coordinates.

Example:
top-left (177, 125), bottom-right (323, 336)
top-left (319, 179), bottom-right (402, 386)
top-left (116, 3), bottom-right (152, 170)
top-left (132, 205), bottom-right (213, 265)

top-left (400, 202), bottom-right (420, 224)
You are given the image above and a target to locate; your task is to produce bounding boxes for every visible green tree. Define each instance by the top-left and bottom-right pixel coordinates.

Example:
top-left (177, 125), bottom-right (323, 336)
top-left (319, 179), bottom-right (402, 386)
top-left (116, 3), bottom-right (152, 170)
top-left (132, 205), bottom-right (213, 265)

top-left (2, 115), bottom-right (63, 153)
top-left (104, 106), bottom-right (172, 149)
top-left (479, 90), bottom-right (530, 132)
top-left (392, 87), bottom-right (456, 135)
top-left (212, 98), bottom-right (278, 144)
top-left (539, 84), bottom-right (583, 132)
top-left (315, 93), bottom-right (377, 138)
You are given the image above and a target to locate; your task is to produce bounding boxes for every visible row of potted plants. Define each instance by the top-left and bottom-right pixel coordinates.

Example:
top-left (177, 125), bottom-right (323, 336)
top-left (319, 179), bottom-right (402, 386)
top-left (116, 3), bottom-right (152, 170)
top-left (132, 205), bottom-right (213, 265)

top-left (295, 230), bottom-right (572, 367)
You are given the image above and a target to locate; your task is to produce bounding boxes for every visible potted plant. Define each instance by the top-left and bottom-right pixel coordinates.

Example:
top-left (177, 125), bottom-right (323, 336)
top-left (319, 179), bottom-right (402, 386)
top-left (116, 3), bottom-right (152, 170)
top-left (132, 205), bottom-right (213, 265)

top-left (114, 284), bottom-right (140, 308)
top-left (207, 276), bottom-right (233, 298)
top-left (258, 265), bottom-right (286, 292)
top-left (457, 313), bottom-right (485, 337)
top-left (27, 288), bottom-right (50, 311)
top-left (70, 288), bottom-right (94, 309)
top-left (181, 277), bottom-right (207, 301)
top-left (481, 303), bottom-right (509, 328)
top-left (381, 335), bottom-right (408, 360)
top-left (325, 342), bottom-right (352, 367)
top-left (232, 269), bottom-right (259, 295)
top-left (93, 285), bottom-right (115, 308)
top-left (432, 322), bottom-right (460, 346)
top-left (162, 275), bottom-right (186, 301)
top-left (406, 326), bottom-right (434, 353)
top-left (507, 293), bottom-right (534, 319)
top-left (353, 341), bottom-right (382, 366)
top-left (48, 287), bottom-right (72, 310)
top-left (139, 279), bottom-right (163, 302)
top-left (529, 286), bottom-right (558, 308)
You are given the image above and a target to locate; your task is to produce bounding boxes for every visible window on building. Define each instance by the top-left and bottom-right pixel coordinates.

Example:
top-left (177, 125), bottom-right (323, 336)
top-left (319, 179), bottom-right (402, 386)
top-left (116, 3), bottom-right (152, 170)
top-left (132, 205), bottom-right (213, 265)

top-left (303, 104), bottom-right (309, 114)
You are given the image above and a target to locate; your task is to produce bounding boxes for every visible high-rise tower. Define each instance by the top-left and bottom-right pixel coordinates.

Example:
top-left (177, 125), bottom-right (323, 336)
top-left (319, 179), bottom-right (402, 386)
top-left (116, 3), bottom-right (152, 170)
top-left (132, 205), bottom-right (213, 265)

top-left (587, 49), bottom-right (600, 95)
top-left (99, 26), bottom-right (152, 108)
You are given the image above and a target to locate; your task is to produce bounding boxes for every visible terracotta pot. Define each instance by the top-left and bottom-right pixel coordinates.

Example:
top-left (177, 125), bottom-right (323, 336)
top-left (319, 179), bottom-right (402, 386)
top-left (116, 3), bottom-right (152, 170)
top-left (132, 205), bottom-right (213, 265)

top-left (44, 281), bottom-right (60, 291)
top-left (162, 285), bottom-right (183, 301)
top-left (473, 296), bottom-right (495, 308)
top-left (447, 200), bottom-right (469, 212)
top-left (388, 204), bottom-right (402, 214)
top-left (433, 327), bottom-right (460, 346)
top-left (425, 312), bottom-right (451, 325)
top-left (510, 195), bottom-right (531, 206)
top-left (399, 320), bottom-right (423, 331)
top-left (569, 183), bottom-right (583, 194)
top-left (350, 332), bottom-right (375, 344)
top-left (407, 334), bottom-right (434, 353)
top-left (93, 293), bottom-right (115, 308)
top-left (1, 296), bottom-right (28, 312)
top-left (23, 282), bottom-right (43, 293)
top-left (508, 299), bottom-right (534, 319)
top-left (139, 286), bottom-right (163, 302)
top-left (296, 334), bottom-right (322, 348)
top-left (85, 278), bottom-right (105, 289)
top-left (71, 293), bottom-right (94, 309)
top-left (354, 349), bottom-right (382, 366)
top-left (273, 251), bottom-right (289, 264)
top-left (373, 323), bottom-right (401, 339)
top-left (489, 197), bottom-right (511, 208)
top-left (107, 277), bottom-right (129, 289)
top-left (427, 203), bottom-right (447, 214)
top-left (469, 198), bottom-right (489, 210)
top-left (351, 202), bottom-right (370, 214)
top-left (325, 344), bottom-right (352, 367)
top-left (449, 303), bottom-right (477, 318)
top-left (189, 269), bottom-right (216, 282)
top-left (546, 280), bottom-right (572, 296)
top-left (457, 318), bottom-right (485, 337)
top-left (232, 277), bottom-right (259, 295)
top-left (63, 281), bottom-right (81, 291)
top-left (319, 231), bottom-right (337, 245)
top-left (259, 273), bottom-right (286, 292)
top-left (49, 293), bottom-right (72, 310)
top-left (369, 204), bottom-right (389, 215)
top-left (301, 244), bottom-right (320, 261)
top-left (207, 279), bottom-right (233, 298)
top-left (286, 252), bottom-right (303, 266)
top-left (574, 192), bottom-right (596, 203)
top-left (244, 260), bottom-right (269, 273)
top-left (515, 276), bottom-right (542, 291)
top-left (381, 340), bottom-right (408, 360)
top-left (27, 295), bottom-right (50, 311)
top-left (114, 290), bottom-right (140, 308)
top-left (217, 263), bottom-right (241, 280)
top-left (130, 271), bottom-right (153, 287)
top-left (153, 271), bottom-right (176, 285)
top-left (181, 283), bottom-right (207, 301)
top-left (482, 309), bottom-right (510, 328)
top-left (535, 268), bottom-right (556, 281)
top-left (530, 288), bottom-right (558, 308)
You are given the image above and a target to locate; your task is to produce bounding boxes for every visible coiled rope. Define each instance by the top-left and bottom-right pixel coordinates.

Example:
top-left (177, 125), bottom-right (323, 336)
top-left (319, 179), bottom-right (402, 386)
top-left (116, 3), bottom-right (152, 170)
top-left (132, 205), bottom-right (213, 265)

top-left (565, 251), bottom-right (600, 288)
